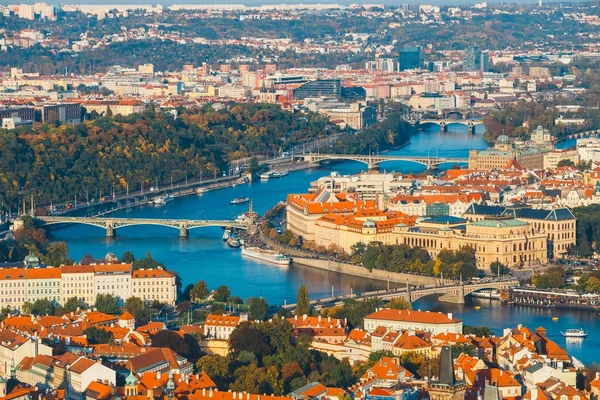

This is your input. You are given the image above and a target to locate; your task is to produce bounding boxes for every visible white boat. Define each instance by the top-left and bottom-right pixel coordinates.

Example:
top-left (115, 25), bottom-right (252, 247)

top-left (152, 194), bottom-right (174, 205)
top-left (222, 229), bottom-right (232, 241)
top-left (561, 328), bottom-right (587, 338)
top-left (231, 196), bottom-right (251, 205)
top-left (197, 187), bottom-right (208, 195)
top-left (260, 172), bottom-right (272, 180)
top-left (241, 247), bottom-right (290, 266)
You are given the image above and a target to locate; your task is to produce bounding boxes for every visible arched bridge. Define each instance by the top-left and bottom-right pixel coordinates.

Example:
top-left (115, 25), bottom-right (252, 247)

top-left (412, 118), bottom-right (484, 134)
top-left (301, 153), bottom-right (467, 170)
top-left (283, 279), bottom-right (518, 309)
top-left (400, 280), bottom-right (517, 303)
top-left (30, 216), bottom-right (251, 237)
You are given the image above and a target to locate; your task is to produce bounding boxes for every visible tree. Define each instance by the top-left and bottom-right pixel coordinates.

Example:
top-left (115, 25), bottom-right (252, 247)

top-left (296, 285), bottom-right (310, 316)
top-left (80, 254), bottom-right (94, 265)
top-left (249, 156), bottom-right (260, 174)
top-left (463, 326), bottom-right (494, 337)
top-left (190, 280), bottom-right (210, 301)
top-left (124, 297), bottom-right (144, 316)
top-left (213, 285), bottom-right (231, 303)
top-left (152, 330), bottom-right (202, 361)
top-left (490, 261), bottom-right (508, 276)
top-left (557, 159), bottom-right (575, 167)
top-left (229, 322), bottom-right (272, 359)
top-left (63, 297), bottom-right (83, 313)
top-left (94, 294), bottom-right (121, 314)
top-left (247, 297), bottom-right (269, 321)
top-left (386, 298), bottom-right (412, 310)
top-left (31, 298), bottom-right (55, 315)
top-left (84, 326), bottom-right (114, 345)
top-left (121, 250), bottom-right (136, 263)
top-left (43, 242), bottom-right (69, 267)
top-left (22, 302), bottom-right (33, 315)
top-left (196, 354), bottom-right (230, 387)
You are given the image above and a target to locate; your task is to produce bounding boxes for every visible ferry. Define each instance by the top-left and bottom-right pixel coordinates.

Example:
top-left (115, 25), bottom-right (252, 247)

top-left (227, 237), bottom-right (241, 248)
top-left (270, 171), bottom-right (285, 179)
top-left (561, 328), bottom-right (587, 338)
top-left (260, 172), bottom-right (273, 180)
top-left (152, 194), bottom-right (174, 205)
top-left (231, 196), bottom-right (251, 205)
top-left (241, 247), bottom-right (290, 266)
top-left (222, 229), bottom-right (232, 241)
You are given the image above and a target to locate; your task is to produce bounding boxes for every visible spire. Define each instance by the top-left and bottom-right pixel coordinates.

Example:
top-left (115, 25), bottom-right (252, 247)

top-left (125, 369), bottom-right (138, 386)
top-left (166, 372), bottom-right (175, 391)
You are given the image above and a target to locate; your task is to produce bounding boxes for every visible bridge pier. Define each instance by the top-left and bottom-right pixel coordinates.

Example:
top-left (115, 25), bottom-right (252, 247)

top-left (438, 287), bottom-right (465, 304)
top-left (179, 224), bottom-right (188, 238)
top-left (106, 222), bottom-right (115, 237)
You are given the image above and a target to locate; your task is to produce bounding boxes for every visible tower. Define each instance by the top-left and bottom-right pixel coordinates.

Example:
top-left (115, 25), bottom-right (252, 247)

top-left (428, 345), bottom-right (466, 400)
top-left (125, 369), bottom-right (138, 397)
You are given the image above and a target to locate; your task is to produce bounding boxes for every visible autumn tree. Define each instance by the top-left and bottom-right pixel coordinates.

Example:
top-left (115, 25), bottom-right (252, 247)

top-left (296, 285), bottom-right (310, 316)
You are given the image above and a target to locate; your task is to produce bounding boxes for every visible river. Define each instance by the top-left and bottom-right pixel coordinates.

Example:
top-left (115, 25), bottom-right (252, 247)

top-left (45, 125), bottom-right (598, 364)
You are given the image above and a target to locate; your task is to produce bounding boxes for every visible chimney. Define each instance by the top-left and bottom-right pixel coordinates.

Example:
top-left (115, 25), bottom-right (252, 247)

top-left (209, 388), bottom-right (214, 398)
top-left (294, 315), bottom-right (298, 320)
top-left (203, 389), bottom-right (206, 396)
top-left (328, 317), bottom-right (331, 322)
top-left (447, 313), bottom-right (452, 320)
top-left (318, 316), bottom-right (321, 321)
top-left (157, 371), bottom-right (161, 379)
top-left (303, 314), bottom-right (307, 321)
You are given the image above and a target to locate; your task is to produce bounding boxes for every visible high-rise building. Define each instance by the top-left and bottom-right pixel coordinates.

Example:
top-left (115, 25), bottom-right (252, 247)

top-left (399, 46), bottom-right (423, 71)
top-left (463, 46), bottom-right (490, 72)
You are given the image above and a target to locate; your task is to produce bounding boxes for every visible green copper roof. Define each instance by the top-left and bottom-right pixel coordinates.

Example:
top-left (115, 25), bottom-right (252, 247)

top-left (470, 219), bottom-right (527, 228)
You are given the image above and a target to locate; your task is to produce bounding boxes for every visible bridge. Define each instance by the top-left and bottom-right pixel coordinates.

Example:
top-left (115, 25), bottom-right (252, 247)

top-left (413, 118), bottom-right (484, 134)
top-left (283, 279), bottom-right (518, 309)
top-left (28, 216), bottom-right (251, 237)
top-left (300, 153), bottom-right (467, 170)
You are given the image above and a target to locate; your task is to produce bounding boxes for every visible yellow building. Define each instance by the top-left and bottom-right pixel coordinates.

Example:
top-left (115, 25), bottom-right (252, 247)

top-left (131, 268), bottom-right (177, 305)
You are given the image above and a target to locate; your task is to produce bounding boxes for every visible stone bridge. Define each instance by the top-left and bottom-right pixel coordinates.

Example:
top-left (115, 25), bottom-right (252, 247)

top-left (414, 118), bottom-right (484, 134)
top-left (300, 153), bottom-right (467, 170)
top-left (28, 216), bottom-right (250, 237)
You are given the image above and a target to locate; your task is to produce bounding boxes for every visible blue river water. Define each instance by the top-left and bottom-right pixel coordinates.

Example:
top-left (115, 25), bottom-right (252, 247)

top-left (45, 125), bottom-right (598, 363)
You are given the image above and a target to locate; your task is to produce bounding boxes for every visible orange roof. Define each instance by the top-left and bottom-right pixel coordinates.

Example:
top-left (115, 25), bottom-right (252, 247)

top-left (119, 311), bottom-right (135, 321)
top-left (366, 309), bottom-right (461, 324)
top-left (188, 390), bottom-right (292, 400)
top-left (26, 267), bottom-right (61, 279)
top-left (205, 314), bottom-right (240, 327)
top-left (94, 264), bottom-right (132, 274)
top-left (85, 381), bottom-right (112, 399)
top-left (69, 357), bottom-right (96, 374)
top-left (393, 332), bottom-right (431, 350)
top-left (0, 268), bottom-right (26, 280)
top-left (132, 269), bottom-right (173, 279)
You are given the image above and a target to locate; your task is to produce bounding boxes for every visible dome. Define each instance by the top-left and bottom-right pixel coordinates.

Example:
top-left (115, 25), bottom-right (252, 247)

top-left (362, 220), bottom-right (376, 228)
top-left (125, 369), bottom-right (138, 386)
top-left (496, 135), bottom-right (510, 144)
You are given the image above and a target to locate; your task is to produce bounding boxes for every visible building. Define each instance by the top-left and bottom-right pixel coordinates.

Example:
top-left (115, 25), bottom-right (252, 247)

top-left (286, 190), bottom-right (377, 241)
top-left (464, 204), bottom-right (576, 260)
top-left (399, 46), bottom-right (423, 71)
top-left (428, 345), bottom-right (466, 400)
top-left (318, 101), bottom-right (376, 130)
top-left (131, 268), bottom-right (177, 305)
top-left (0, 107), bottom-right (35, 123)
top-left (463, 47), bottom-right (489, 73)
top-left (293, 79), bottom-right (341, 100)
top-left (364, 309), bottom-right (462, 335)
top-left (0, 264), bottom-right (176, 312)
top-left (35, 103), bottom-right (81, 125)
top-left (65, 356), bottom-right (116, 400)
top-left (0, 331), bottom-right (52, 379)
top-left (203, 314), bottom-right (247, 340)
top-left (468, 134), bottom-right (552, 170)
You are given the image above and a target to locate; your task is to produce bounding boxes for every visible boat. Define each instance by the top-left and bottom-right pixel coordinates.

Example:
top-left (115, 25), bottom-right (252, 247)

top-left (552, 317), bottom-right (559, 321)
top-left (241, 247), bottom-right (290, 266)
top-left (222, 229), bottom-right (232, 241)
top-left (270, 172), bottom-right (284, 179)
top-left (561, 328), bottom-right (587, 338)
top-left (260, 172), bottom-right (272, 180)
top-left (231, 196), bottom-right (251, 205)
top-left (227, 237), bottom-right (241, 248)
top-left (474, 306), bottom-right (481, 310)
top-left (152, 194), bottom-right (174, 205)
top-left (197, 187), bottom-right (208, 195)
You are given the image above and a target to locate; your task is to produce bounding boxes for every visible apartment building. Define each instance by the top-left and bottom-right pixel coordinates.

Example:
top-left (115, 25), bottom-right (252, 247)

top-left (0, 330), bottom-right (52, 379)
top-left (0, 264), bottom-right (176, 312)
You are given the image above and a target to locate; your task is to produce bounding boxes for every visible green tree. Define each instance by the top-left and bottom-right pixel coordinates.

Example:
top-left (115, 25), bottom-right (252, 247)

top-left (63, 297), bottom-right (83, 313)
top-left (490, 261), bottom-right (508, 276)
top-left (94, 294), bottom-right (121, 314)
top-left (190, 280), bottom-right (210, 301)
top-left (152, 330), bottom-right (202, 361)
top-left (43, 242), bottom-right (70, 267)
top-left (557, 159), bottom-right (575, 167)
top-left (22, 302), bottom-right (33, 315)
top-left (229, 322), bottom-right (272, 360)
top-left (31, 298), bottom-right (55, 315)
top-left (196, 354), bottom-right (230, 388)
top-left (213, 285), bottom-right (231, 303)
top-left (84, 326), bottom-right (114, 344)
top-left (296, 284), bottom-right (310, 316)
top-left (124, 296), bottom-right (144, 316)
top-left (121, 250), bottom-right (136, 263)
top-left (463, 326), bottom-right (494, 336)
top-left (249, 156), bottom-right (259, 174)
top-left (386, 298), bottom-right (412, 310)
top-left (247, 297), bottom-right (269, 321)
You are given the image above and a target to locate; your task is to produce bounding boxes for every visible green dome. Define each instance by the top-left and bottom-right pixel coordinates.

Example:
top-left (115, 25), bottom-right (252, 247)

top-left (125, 369), bottom-right (138, 386)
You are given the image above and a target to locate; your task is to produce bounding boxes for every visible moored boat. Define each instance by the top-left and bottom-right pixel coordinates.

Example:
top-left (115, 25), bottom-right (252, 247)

top-left (222, 229), bottom-right (232, 241)
top-left (152, 194), bottom-right (174, 205)
top-left (561, 328), bottom-right (587, 338)
top-left (231, 196), bottom-right (251, 205)
top-left (227, 237), bottom-right (241, 248)
top-left (241, 247), bottom-right (290, 266)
